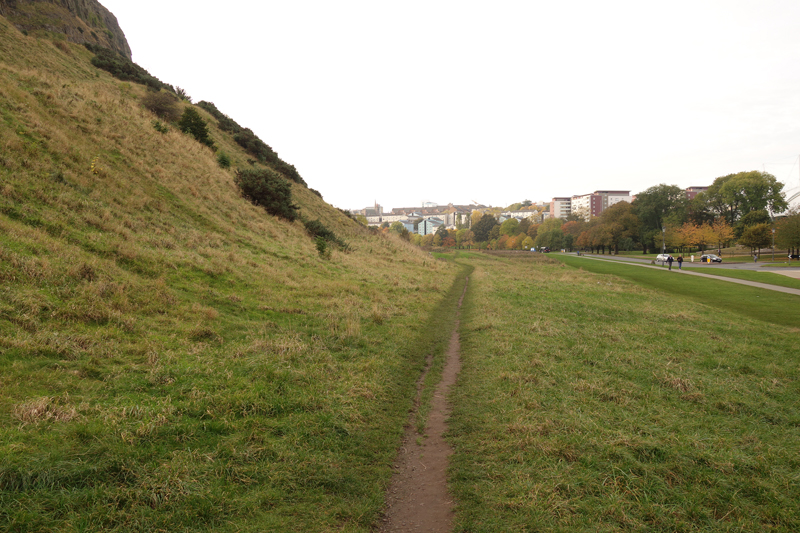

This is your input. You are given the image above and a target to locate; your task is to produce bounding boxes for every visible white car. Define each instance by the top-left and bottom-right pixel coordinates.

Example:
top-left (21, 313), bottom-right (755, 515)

top-left (656, 254), bottom-right (672, 262)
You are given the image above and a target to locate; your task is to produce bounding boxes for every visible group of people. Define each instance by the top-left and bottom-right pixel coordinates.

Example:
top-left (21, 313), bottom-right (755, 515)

top-left (665, 255), bottom-right (683, 270)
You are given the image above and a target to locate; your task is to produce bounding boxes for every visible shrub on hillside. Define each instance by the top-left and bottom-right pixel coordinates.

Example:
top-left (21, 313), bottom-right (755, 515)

top-left (141, 90), bottom-right (181, 122)
top-left (217, 152), bottom-right (231, 168)
top-left (197, 101), bottom-right (307, 186)
top-left (85, 44), bottom-right (175, 93)
top-left (175, 87), bottom-right (192, 102)
top-left (234, 168), bottom-right (299, 221)
top-left (178, 107), bottom-right (214, 148)
top-left (196, 101), bottom-right (242, 133)
top-left (302, 218), bottom-right (348, 250)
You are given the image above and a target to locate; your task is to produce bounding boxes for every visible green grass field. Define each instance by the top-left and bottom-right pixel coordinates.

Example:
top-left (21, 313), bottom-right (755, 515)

top-left (448, 251), bottom-right (799, 532)
top-left (552, 255), bottom-right (800, 328)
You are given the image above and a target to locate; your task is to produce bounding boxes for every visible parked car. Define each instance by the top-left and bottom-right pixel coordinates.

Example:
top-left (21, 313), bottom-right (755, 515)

top-left (656, 254), bottom-right (672, 262)
top-left (541, 247), bottom-right (551, 253)
top-left (700, 254), bottom-right (722, 263)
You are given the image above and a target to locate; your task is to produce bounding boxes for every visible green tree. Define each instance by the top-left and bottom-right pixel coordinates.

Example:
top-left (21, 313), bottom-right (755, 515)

top-left (234, 168), bottom-right (298, 221)
top-left (632, 184), bottom-right (687, 252)
top-left (703, 171), bottom-right (787, 224)
top-left (178, 107), bottom-right (214, 148)
top-left (472, 214), bottom-right (498, 242)
top-left (734, 209), bottom-right (771, 238)
top-left (499, 218), bottom-right (520, 236)
top-left (535, 228), bottom-right (563, 251)
top-left (739, 223), bottom-right (772, 252)
top-left (522, 236), bottom-right (534, 250)
top-left (775, 209), bottom-right (800, 253)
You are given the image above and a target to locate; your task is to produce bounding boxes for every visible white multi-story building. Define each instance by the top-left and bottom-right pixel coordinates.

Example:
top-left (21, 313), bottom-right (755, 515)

top-left (549, 197), bottom-right (572, 219)
top-left (553, 190), bottom-right (631, 220)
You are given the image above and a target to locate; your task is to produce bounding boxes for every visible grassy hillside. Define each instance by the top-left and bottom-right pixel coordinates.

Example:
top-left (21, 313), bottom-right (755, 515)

top-left (0, 17), bottom-right (459, 531)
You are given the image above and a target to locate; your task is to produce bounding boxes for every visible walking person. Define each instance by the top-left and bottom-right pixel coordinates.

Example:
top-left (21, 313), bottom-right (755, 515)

top-left (667, 255), bottom-right (674, 270)
top-left (754, 253), bottom-right (758, 263)
top-left (677, 255), bottom-right (683, 270)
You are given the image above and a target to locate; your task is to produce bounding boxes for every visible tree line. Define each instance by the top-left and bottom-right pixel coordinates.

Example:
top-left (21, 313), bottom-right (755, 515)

top-left (383, 171), bottom-right (800, 255)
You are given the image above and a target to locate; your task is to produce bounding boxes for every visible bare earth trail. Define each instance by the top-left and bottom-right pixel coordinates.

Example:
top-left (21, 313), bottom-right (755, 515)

top-left (377, 277), bottom-right (469, 533)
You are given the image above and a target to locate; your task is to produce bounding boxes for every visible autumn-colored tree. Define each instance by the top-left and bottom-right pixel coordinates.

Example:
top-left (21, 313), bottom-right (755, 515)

top-left (508, 233), bottom-right (526, 250)
top-left (496, 235), bottom-right (510, 250)
top-left (708, 218), bottom-right (735, 251)
top-left (677, 224), bottom-right (700, 250)
top-left (561, 220), bottom-right (584, 236)
top-left (665, 225), bottom-right (689, 251)
top-left (679, 223), bottom-right (714, 252)
top-left (599, 201), bottom-right (640, 253)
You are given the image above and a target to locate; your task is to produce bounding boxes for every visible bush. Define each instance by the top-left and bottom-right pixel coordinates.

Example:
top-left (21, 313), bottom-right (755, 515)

top-left (197, 101), bottom-right (307, 186)
top-left (234, 168), bottom-right (299, 221)
top-left (152, 120), bottom-right (169, 134)
top-left (175, 87), bottom-right (192, 102)
top-left (178, 107), bottom-right (214, 148)
top-left (196, 101), bottom-right (242, 133)
top-left (302, 218), bottom-right (348, 251)
top-left (142, 90), bottom-right (180, 122)
top-left (85, 44), bottom-right (175, 92)
top-left (217, 152), bottom-right (231, 169)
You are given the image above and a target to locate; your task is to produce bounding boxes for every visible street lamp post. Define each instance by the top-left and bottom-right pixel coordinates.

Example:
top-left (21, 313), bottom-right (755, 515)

top-left (772, 228), bottom-right (775, 261)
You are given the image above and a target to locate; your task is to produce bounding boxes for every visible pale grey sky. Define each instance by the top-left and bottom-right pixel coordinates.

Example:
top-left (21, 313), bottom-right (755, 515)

top-left (100, 0), bottom-right (800, 211)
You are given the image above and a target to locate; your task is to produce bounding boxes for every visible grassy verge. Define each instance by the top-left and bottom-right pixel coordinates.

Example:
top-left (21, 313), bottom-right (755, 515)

top-left (552, 255), bottom-right (800, 328)
top-left (448, 252), bottom-right (800, 532)
top-left (681, 267), bottom-right (800, 290)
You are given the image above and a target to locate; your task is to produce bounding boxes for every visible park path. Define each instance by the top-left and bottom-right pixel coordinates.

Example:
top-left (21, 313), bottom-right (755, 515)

top-left (377, 277), bottom-right (468, 533)
top-left (575, 255), bottom-right (800, 296)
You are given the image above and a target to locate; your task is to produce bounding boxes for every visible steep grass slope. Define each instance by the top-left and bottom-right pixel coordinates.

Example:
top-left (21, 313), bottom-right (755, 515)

top-left (0, 18), bottom-right (457, 532)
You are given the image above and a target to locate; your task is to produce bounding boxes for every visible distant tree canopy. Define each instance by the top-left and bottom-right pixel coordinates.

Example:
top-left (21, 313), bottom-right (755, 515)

top-left (702, 171), bottom-right (787, 224)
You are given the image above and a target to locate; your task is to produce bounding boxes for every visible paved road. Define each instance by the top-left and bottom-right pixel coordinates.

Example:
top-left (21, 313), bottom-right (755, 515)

top-left (567, 253), bottom-right (800, 297)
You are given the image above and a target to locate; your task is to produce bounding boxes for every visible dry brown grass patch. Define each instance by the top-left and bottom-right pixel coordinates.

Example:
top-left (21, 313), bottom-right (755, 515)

top-left (13, 396), bottom-right (77, 424)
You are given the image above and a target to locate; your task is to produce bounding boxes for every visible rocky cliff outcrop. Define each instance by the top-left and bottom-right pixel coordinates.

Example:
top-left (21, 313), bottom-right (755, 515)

top-left (0, 0), bottom-right (131, 59)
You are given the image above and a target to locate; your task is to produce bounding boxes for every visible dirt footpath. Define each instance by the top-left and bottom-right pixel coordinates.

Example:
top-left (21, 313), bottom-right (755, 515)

top-left (377, 278), bottom-right (468, 532)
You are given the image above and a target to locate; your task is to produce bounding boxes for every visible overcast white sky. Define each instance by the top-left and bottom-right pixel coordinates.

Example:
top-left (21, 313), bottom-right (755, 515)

top-left (100, 0), bottom-right (800, 211)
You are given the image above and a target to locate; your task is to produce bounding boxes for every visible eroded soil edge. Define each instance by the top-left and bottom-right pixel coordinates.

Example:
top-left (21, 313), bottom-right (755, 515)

top-left (377, 277), bottom-right (469, 533)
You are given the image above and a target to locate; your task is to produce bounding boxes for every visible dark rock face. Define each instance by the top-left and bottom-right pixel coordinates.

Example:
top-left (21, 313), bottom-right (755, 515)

top-left (0, 0), bottom-right (131, 59)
